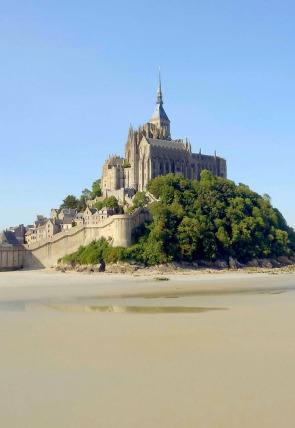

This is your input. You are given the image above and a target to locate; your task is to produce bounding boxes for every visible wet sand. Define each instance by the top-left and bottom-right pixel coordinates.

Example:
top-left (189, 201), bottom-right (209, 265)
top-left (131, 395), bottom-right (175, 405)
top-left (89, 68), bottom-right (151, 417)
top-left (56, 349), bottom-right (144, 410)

top-left (0, 270), bottom-right (295, 427)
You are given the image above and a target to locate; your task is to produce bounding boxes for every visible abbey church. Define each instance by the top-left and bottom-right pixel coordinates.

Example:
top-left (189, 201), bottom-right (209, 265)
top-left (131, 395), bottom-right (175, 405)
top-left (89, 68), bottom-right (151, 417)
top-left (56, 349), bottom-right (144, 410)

top-left (101, 75), bottom-right (227, 197)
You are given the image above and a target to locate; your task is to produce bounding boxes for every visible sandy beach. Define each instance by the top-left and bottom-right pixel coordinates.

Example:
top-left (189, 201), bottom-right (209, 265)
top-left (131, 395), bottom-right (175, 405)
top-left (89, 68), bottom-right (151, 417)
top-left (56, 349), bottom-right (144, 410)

top-left (0, 269), bottom-right (295, 427)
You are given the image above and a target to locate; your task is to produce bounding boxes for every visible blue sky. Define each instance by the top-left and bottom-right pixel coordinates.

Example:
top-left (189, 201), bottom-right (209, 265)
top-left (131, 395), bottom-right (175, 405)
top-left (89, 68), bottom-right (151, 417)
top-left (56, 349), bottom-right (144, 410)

top-left (0, 0), bottom-right (294, 230)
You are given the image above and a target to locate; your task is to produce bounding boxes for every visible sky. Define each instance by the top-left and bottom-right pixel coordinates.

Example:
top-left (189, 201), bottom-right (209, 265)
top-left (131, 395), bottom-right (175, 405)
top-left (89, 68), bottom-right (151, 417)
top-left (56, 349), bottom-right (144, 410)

top-left (0, 0), bottom-right (294, 231)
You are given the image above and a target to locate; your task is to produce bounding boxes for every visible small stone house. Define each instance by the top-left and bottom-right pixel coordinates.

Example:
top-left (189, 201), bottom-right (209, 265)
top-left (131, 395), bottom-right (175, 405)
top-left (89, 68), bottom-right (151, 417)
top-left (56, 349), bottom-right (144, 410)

top-left (36, 219), bottom-right (61, 241)
top-left (25, 229), bottom-right (37, 245)
top-left (83, 207), bottom-right (116, 224)
top-left (74, 213), bottom-right (84, 226)
top-left (83, 208), bottom-right (98, 225)
top-left (58, 209), bottom-right (77, 221)
top-left (0, 231), bottom-right (20, 246)
top-left (98, 207), bottom-right (116, 221)
top-left (34, 215), bottom-right (48, 228)
top-left (50, 209), bottom-right (59, 220)
top-left (61, 218), bottom-right (73, 231)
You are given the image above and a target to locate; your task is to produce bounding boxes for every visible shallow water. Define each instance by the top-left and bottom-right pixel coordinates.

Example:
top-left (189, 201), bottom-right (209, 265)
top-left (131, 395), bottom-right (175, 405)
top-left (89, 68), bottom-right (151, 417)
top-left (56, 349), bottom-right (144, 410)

top-left (46, 304), bottom-right (227, 314)
top-left (1, 273), bottom-right (295, 428)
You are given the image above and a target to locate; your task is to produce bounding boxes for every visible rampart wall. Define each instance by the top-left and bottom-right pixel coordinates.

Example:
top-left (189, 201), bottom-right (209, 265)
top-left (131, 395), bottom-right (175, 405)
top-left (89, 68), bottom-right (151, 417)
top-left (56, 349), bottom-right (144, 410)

top-left (23, 208), bottom-right (150, 269)
top-left (0, 246), bottom-right (25, 270)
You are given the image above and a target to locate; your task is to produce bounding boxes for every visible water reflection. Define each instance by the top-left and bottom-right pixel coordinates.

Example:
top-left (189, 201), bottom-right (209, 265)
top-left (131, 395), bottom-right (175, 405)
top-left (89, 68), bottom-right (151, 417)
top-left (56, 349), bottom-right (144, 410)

top-left (47, 304), bottom-right (227, 314)
top-left (0, 301), bottom-right (32, 312)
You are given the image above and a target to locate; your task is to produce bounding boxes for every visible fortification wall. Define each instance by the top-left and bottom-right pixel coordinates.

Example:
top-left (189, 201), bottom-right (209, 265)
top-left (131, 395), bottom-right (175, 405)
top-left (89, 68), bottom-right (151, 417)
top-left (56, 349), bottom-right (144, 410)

top-left (0, 246), bottom-right (25, 270)
top-left (24, 208), bottom-right (150, 269)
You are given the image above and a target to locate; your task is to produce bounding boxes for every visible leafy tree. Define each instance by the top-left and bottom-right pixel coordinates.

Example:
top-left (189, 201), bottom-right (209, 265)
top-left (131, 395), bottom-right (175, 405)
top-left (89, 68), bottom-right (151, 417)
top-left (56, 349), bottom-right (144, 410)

top-left (132, 191), bottom-right (149, 208)
top-left (145, 172), bottom-right (295, 263)
top-left (103, 196), bottom-right (120, 213)
top-left (60, 195), bottom-right (79, 210)
top-left (79, 188), bottom-right (91, 210)
top-left (94, 201), bottom-right (104, 211)
top-left (127, 191), bottom-right (149, 213)
top-left (90, 179), bottom-right (102, 199)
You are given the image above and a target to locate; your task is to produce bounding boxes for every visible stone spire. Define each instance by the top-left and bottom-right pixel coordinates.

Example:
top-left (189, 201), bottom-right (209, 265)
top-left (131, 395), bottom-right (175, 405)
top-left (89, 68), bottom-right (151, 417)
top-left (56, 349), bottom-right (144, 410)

top-left (149, 67), bottom-right (171, 138)
top-left (157, 66), bottom-right (163, 105)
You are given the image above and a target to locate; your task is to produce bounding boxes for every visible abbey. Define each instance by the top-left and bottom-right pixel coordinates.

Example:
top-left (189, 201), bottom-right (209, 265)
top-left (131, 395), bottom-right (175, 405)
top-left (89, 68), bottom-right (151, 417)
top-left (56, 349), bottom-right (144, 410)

top-left (101, 75), bottom-right (227, 197)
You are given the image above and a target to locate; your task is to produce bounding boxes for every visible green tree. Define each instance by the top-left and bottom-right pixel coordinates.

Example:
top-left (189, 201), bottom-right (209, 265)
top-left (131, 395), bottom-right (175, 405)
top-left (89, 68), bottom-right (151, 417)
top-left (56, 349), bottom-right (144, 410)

top-left (103, 196), bottom-right (120, 213)
top-left (90, 179), bottom-right (102, 199)
top-left (133, 191), bottom-right (149, 208)
top-left (60, 195), bottom-right (79, 210)
top-left (79, 188), bottom-right (91, 210)
top-left (94, 201), bottom-right (104, 211)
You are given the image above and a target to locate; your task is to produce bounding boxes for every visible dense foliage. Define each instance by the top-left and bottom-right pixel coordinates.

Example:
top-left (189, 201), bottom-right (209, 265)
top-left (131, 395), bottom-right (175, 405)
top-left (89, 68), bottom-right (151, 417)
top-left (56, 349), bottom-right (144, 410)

top-left (140, 172), bottom-right (295, 263)
top-left (90, 179), bottom-right (102, 199)
top-left (60, 194), bottom-right (80, 210)
top-left (61, 172), bottom-right (295, 266)
top-left (62, 237), bottom-right (128, 265)
top-left (127, 191), bottom-right (149, 213)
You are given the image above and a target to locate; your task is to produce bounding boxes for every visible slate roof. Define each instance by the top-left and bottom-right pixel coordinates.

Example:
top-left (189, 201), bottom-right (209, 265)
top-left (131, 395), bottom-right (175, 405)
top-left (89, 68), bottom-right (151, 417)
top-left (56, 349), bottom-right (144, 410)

top-left (60, 209), bottom-right (76, 215)
top-left (62, 218), bottom-right (73, 224)
top-left (145, 138), bottom-right (186, 151)
top-left (150, 103), bottom-right (169, 122)
top-left (0, 231), bottom-right (20, 246)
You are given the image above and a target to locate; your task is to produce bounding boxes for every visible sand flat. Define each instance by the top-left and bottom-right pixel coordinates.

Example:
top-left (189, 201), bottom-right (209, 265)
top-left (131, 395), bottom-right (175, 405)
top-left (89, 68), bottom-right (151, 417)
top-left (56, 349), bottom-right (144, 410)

top-left (0, 270), bottom-right (295, 427)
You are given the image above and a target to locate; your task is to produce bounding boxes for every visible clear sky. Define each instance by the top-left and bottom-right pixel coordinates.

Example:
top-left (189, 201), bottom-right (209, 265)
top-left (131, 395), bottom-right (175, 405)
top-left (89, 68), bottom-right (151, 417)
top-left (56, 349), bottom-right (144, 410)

top-left (0, 0), bottom-right (294, 231)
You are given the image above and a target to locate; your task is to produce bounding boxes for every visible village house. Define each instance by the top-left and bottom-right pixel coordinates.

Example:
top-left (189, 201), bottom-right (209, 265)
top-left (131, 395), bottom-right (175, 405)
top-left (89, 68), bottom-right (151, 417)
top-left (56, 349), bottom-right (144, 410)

top-left (58, 209), bottom-right (77, 221)
top-left (50, 209), bottom-right (59, 219)
top-left (24, 228), bottom-right (37, 245)
top-left (83, 206), bottom-right (116, 225)
top-left (98, 207), bottom-right (116, 221)
top-left (36, 219), bottom-right (61, 242)
top-left (0, 230), bottom-right (20, 246)
top-left (36, 224), bottom-right (46, 241)
top-left (33, 215), bottom-right (48, 229)
top-left (7, 224), bottom-right (26, 244)
top-left (83, 207), bottom-right (98, 225)
top-left (60, 217), bottom-right (73, 231)
top-left (74, 213), bottom-right (84, 226)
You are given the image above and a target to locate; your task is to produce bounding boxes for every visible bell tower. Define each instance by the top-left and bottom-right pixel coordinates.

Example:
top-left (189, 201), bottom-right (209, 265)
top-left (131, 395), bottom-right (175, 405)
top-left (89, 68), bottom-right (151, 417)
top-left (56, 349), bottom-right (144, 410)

top-left (149, 68), bottom-right (171, 138)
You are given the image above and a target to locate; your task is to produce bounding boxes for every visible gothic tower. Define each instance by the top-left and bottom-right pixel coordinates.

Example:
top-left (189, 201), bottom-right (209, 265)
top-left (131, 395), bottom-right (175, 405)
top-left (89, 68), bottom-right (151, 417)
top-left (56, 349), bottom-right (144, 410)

top-left (149, 68), bottom-right (171, 139)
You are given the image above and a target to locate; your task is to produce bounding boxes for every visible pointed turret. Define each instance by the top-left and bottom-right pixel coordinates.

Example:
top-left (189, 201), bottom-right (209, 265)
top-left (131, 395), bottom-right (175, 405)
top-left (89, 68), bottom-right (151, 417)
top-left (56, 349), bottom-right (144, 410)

top-left (157, 67), bottom-right (163, 104)
top-left (149, 67), bottom-right (171, 138)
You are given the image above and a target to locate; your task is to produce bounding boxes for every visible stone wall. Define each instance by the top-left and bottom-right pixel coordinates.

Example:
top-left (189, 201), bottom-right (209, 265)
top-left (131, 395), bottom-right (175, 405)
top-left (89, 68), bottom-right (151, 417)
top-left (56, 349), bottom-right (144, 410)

top-left (24, 208), bottom-right (151, 269)
top-left (0, 246), bottom-right (25, 270)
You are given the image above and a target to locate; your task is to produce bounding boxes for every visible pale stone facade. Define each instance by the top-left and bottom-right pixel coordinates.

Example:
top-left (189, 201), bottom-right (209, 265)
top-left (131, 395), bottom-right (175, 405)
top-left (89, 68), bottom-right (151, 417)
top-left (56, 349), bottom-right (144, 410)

top-left (25, 229), bottom-right (37, 245)
top-left (35, 219), bottom-right (61, 242)
top-left (83, 207), bottom-right (116, 225)
top-left (102, 76), bottom-right (227, 195)
top-left (24, 208), bottom-right (151, 268)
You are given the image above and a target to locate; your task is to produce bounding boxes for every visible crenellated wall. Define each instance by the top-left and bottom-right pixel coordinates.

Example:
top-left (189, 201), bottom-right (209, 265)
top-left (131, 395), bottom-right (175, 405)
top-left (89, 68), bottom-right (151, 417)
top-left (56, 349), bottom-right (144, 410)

top-left (24, 208), bottom-right (151, 269)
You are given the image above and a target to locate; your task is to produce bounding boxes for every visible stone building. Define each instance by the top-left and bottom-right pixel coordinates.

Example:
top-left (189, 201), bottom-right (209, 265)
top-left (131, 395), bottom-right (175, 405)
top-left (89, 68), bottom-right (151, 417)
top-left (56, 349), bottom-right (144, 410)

top-left (0, 231), bottom-right (25, 270)
top-left (101, 74), bottom-right (227, 196)
top-left (36, 219), bottom-right (61, 242)
top-left (25, 229), bottom-right (37, 245)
